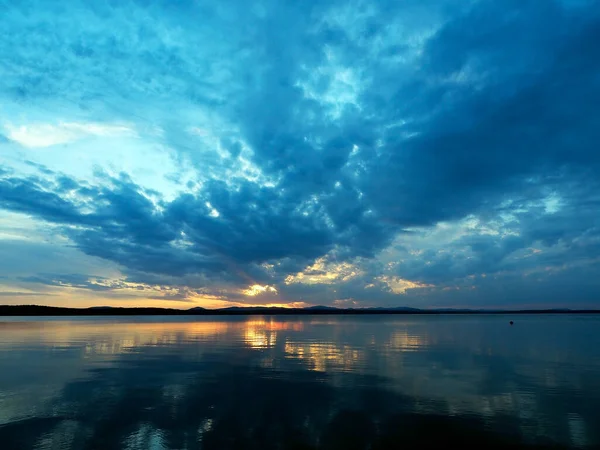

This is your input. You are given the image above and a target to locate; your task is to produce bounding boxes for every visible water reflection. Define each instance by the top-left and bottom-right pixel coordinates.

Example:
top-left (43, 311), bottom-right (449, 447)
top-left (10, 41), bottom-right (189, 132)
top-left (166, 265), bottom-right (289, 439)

top-left (0, 315), bottom-right (599, 449)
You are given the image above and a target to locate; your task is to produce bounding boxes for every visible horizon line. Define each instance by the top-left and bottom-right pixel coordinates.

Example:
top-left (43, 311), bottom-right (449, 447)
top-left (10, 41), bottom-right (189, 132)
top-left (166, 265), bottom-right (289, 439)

top-left (1, 304), bottom-right (599, 316)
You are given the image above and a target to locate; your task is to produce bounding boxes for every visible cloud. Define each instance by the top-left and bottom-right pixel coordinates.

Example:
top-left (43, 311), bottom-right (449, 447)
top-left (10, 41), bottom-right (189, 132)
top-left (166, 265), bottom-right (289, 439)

top-left (376, 276), bottom-right (434, 295)
top-left (18, 273), bottom-right (128, 292)
top-left (17, 272), bottom-right (200, 302)
top-left (4, 122), bottom-right (135, 148)
top-left (241, 284), bottom-right (278, 297)
top-left (284, 257), bottom-right (363, 285)
top-left (1, 0), bottom-right (600, 308)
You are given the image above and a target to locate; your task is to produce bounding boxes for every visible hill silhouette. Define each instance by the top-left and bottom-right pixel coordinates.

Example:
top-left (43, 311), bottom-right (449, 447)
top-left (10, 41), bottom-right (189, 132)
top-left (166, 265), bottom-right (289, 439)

top-left (0, 305), bottom-right (598, 316)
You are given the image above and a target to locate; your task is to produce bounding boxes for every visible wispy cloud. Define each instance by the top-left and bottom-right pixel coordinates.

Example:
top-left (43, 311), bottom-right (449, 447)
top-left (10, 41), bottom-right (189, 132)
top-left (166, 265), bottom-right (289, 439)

top-left (4, 122), bottom-right (135, 148)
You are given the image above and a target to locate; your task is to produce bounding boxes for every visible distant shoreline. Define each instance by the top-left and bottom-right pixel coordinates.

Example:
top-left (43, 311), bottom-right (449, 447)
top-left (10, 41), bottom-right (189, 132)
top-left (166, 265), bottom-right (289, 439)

top-left (0, 305), bottom-right (599, 316)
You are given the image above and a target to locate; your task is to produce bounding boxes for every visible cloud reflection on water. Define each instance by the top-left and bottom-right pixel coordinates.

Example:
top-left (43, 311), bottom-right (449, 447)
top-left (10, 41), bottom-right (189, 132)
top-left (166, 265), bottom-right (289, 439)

top-left (0, 315), bottom-right (599, 449)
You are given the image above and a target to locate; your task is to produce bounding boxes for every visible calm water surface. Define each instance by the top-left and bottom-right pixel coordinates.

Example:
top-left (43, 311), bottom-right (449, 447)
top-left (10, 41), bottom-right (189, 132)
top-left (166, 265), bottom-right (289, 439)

top-left (0, 315), bottom-right (599, 449)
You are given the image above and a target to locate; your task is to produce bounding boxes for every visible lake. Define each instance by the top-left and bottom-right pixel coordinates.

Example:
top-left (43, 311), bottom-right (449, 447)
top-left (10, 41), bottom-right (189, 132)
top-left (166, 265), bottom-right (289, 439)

top-left (0, 315), bottom-right (599, 449)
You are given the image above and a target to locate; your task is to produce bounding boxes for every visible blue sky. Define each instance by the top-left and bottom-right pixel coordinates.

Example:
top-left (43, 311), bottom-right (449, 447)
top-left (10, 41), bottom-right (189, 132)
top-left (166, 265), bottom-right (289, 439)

top-left (1, 0), bottom-right (599, 309)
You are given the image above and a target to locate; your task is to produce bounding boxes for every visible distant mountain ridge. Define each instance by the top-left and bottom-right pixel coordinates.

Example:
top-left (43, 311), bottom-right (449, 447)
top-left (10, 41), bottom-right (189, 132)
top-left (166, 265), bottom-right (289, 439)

top-left (0, 304), bottom-right (595, 316)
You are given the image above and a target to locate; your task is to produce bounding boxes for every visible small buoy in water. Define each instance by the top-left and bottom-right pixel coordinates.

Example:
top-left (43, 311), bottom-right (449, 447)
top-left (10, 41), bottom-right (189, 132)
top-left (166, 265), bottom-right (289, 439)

top-left (509, 321), bottom-right (514, 325)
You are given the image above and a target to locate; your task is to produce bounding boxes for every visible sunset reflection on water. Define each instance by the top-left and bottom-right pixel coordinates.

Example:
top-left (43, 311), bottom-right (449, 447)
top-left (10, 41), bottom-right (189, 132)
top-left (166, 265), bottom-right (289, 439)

top-left (0, 315), bottom-right (599, 449)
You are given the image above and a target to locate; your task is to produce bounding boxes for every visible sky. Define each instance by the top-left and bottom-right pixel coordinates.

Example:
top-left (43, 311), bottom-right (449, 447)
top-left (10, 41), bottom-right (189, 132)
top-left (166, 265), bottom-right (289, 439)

top-left (1, 0), bottom-right (599, 310)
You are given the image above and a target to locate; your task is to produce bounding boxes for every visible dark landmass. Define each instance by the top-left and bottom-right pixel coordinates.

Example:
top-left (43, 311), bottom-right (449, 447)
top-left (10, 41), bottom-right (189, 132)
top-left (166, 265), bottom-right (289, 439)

top-left (0, 304), bottom-right (598, 316)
